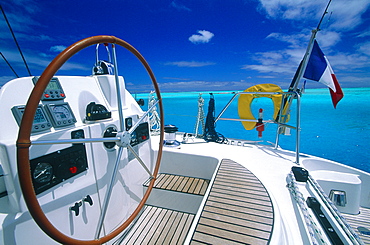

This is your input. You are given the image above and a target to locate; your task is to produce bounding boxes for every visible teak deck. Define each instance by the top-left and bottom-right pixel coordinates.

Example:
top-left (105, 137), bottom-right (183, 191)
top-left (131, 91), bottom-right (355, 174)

top-left (149, 173), bottom-right (210, 196)
top-left (342, 206), bottom-right (370, 244)
top-left (190, 158), bottom-right (274, 244)
top-left (121, 159), bottom-right (274, 244)
top-left (118, 206), bottom-right (195, 244)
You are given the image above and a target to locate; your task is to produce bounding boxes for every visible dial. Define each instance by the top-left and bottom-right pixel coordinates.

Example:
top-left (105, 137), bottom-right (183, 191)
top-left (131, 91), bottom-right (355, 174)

top-left (51, 105), bottom-right (72, 120)
top-left (33, 162), bottom-right (53, 184)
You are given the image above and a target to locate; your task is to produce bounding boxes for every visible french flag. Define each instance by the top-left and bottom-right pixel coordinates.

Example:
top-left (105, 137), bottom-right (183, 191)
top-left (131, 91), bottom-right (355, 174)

top-left (303, 40), bottom-right (344, 108)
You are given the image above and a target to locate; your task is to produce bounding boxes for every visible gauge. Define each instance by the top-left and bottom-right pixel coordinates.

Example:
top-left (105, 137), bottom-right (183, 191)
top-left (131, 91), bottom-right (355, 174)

top-left (45, 102), bottom-right (77, 127)
top-left (51, 105), bottom-right (71, 120)
top-left (11, 105), bottom-right (52, 133)
top-left (33, 162), bottom-right (53, 184)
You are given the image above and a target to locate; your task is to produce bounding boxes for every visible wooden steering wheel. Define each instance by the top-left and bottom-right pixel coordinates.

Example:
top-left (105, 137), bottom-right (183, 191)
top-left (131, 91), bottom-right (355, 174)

top-left (16, 36), bottom-right (164, 245)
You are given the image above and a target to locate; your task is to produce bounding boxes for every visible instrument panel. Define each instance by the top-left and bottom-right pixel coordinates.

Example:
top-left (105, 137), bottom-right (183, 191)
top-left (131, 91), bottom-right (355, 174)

top-left (32, 76), bottom-right (66, 101)
top-left (12, 105), bottom-right (53, 133)
top-left (30, 142), bottom-right (88, 195)
top-left (12, 102), bottom-right (77, 133)
top-left (12, 77), bottom-right (76, 134)
top-left (45, 103), bottom-right (77, 128)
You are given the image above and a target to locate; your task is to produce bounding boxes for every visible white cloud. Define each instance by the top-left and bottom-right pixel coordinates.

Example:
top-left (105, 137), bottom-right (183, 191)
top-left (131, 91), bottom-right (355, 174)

top-left (170, 1), bottom-right (191, 11)
top-left (357, 29), bottom-right (370, 38)
top-left (50, 45), bottom-right (67, 52)
top-left (257, 0), bottom-right (370, 31)
top-left (165, 61), bottom-right (216, 67)
top-left (157, 80), bottom-right (253, 92)
top-left (267, 30), bottom-right (341, 50)
top-left (189, 30), bottom-right (214, 44)
top-left (357, 42), bottom-right (370, 56)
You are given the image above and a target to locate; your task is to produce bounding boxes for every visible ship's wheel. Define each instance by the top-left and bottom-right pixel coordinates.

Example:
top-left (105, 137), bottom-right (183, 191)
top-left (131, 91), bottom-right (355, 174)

top-left (16, 36), bottom-right (164, 245)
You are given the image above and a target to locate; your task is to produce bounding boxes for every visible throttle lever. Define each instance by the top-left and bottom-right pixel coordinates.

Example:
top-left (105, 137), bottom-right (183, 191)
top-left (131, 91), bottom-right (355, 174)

top-left (83, 195), bottom-right (93, 206)
top-left (70, 201), bottom-right (82, 216)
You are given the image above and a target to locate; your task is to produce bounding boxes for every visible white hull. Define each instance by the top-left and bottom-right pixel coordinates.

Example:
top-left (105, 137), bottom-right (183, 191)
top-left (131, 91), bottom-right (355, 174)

top-left (0, 63), bottom-right (369, 244)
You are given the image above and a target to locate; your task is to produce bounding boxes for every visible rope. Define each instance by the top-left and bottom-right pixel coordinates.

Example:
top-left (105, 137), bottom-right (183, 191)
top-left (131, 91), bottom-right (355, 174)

top-left (287, 172), bottom-right (327, 245)
top-left (308, 176), bottom-right (364, 245)
top-left (203, 94), bottom-right (227, 143)
top-left (148, 91), bottom-right (161, 135)
top-left (194, 94), bottom-right (205, 137)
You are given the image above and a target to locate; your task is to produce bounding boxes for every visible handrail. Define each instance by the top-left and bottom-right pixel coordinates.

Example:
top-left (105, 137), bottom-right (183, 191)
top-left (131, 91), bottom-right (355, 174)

top-left (200, 91), bottom-right (301, 163)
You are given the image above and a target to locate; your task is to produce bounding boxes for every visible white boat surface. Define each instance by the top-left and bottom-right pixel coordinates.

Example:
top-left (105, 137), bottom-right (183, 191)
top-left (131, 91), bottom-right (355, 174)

top-left (0, 35), bottom-right (369, 245)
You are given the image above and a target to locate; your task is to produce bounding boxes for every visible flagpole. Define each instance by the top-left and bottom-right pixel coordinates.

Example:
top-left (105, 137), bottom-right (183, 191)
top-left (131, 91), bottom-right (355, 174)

top-left (289, 0), bottom-right (332, 92)
top-left (278, 0), bottom-right (332, 124)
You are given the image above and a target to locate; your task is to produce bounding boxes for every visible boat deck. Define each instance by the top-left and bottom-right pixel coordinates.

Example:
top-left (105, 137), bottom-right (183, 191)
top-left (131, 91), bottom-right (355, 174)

top-left (190, 158), bottom-right (274, 244)
top-left (151, 173), bottom-right (210, 196)
top-left (342, 206), bottom-right (370, 244)
top-left (118, 205), bottom-right (195, 244)
top-left (119, 159), bottom-right (273, 244)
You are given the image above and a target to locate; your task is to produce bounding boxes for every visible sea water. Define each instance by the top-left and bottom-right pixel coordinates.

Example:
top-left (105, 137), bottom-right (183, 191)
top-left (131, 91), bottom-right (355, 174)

top-left (137, 88), bottom-right (370, 173)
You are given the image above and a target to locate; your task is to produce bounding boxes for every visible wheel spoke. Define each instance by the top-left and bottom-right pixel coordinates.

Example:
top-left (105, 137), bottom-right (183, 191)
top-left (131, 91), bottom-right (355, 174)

top-left (128, 100), bottom-right (159, 135)
top-left (16, 35), bottom-right (164, 245)
top-left (31, 137), bottom-right (120, 145)
top-left (95, 146), bottom-right (124, 239)
top-left (127, 144), bottom-right (154, 178)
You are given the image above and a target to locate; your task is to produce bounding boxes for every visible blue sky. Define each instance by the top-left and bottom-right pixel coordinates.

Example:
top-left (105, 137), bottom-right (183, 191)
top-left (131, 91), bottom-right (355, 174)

top-left (1, 0), bottom-right (369, 92)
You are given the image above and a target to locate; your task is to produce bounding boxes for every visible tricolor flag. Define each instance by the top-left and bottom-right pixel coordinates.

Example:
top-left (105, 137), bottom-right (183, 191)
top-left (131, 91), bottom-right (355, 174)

top-left (303, 40), bottom-right (344, 108)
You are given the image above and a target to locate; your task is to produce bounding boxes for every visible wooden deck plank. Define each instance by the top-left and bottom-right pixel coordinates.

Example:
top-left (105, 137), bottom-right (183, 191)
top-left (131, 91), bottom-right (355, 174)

top-left (199, 216), bottom-right (271, 240)
top-left (154, 173), bottom-right (169, 188)
top-left (201, 210), bottom-right (273, 232)
top-left (164, 175), bottom-right (180, 190)
top-left (147, 174), bottom-right (210, 196)
top-left (194, 223), bottom-right (269, 244)
top-left (207, 195), bottom-right (273, 213)
top-left (204, 205), bottom-right (273, 225)
top-left (182, 177), bottom-right (195, 193)
top-left (122, 206), bottom-right (157, 244)
top-left (172, 175), bottom-right (185, 190)
top-left (160, 175), bottom-right (175, 189)
top-left (211, 185), bottom-right (271, 202)
top-left (177, 214), bottom-right (195, 244)
top-left (188, 178), bottom-right (200, 194)
top-left (147, 209), bottom-right (173, 244)
top-left (120, 206), bottom-right (195, 245)
top-left (191, 159), bottom-right (274, 244)
top-left (342, 206), bottom-right (370, 244)
top-left (216, 174), bottom-right (265, 187)
top-left (130, 207), bottom-right (163, 244)
top-left (199, 180), bottom-right (208, 196)
top-left (213, 177), bottom-right (267, 191)
top-left (162, 212), bottom-right (183, 244)
top-left (176, 176), bottom-right (190, 192)
top-left (191, 231), bottom-right (246, 245)
top-left (209, 191), bottom-right (272, 208)
top-left (193, 179), bottom-right (205, 195)
top-left (212, 182), bottom-right (269, 197)
top-left (171, 213), bottom-right (191, 245)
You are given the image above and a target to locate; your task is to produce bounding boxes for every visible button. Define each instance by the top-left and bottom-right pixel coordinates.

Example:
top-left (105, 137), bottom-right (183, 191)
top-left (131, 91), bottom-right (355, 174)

top-left (69, 166), bottom-right (78, 174)
top-left (44, 94), bottom-right (50, 98)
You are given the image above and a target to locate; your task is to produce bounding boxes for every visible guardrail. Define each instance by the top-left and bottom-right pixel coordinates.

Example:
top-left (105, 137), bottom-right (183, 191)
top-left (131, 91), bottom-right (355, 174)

top-left (197, 91), bottom-right (301, 163)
